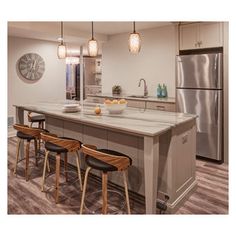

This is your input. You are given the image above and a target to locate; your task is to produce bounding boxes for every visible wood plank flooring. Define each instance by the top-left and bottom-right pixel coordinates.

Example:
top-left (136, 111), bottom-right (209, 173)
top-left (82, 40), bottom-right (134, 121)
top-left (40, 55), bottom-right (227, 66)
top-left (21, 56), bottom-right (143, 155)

top-left (8, 137), bottom-right (228, 214)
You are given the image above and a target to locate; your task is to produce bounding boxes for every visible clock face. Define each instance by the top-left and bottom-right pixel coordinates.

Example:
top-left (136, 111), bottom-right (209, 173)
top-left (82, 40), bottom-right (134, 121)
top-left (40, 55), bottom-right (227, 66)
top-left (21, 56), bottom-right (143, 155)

top-left (18, 53), bottom-right (45, 81)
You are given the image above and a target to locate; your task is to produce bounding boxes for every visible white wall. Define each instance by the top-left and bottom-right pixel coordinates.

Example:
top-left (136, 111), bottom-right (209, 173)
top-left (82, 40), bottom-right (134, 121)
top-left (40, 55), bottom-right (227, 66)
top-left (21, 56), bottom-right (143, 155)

top-left (8, 36), bottom-right (66, 123)
top-left (102, 25), bottom-right (177, 97)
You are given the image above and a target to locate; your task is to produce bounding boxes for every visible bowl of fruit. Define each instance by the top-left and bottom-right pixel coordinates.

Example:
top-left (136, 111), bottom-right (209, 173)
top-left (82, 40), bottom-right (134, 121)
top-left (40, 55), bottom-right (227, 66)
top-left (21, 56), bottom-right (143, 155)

top-left (104, 99), bottom-right (127, 114)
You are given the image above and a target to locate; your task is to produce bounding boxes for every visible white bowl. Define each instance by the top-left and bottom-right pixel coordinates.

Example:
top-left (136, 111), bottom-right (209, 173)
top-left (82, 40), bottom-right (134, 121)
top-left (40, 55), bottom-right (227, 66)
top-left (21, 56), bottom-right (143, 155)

top-left (63, 104), bottom-right (80, 109)
top-left (62, 104), bottom-right (81, 113)
top-left (104, 103), bottom-right (127, 114)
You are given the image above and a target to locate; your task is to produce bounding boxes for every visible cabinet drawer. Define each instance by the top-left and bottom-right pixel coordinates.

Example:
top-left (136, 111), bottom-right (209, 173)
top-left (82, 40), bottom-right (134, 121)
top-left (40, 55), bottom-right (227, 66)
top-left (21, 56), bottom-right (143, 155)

top-left (146, 102), bottom-right (176, 112)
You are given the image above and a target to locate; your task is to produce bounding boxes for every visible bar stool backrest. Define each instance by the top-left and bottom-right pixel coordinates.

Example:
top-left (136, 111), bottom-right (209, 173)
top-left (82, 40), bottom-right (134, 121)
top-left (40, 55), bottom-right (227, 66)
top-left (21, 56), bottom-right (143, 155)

top-left (82, 144), bottom-right (131, 171)
top-left (13, 124), bottom-right (42, 139)
top-left (27, 112), bottom-right (34, 122)
top-left (40, 132), bottom-right (81, 152)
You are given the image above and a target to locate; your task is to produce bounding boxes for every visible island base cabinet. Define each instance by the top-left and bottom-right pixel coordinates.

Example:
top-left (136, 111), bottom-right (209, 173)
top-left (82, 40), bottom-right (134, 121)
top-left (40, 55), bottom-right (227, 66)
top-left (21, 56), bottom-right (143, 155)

top-left (45, 117), bottom-right (196, 213)
top-left (158, 120), bottom-right (197, 213)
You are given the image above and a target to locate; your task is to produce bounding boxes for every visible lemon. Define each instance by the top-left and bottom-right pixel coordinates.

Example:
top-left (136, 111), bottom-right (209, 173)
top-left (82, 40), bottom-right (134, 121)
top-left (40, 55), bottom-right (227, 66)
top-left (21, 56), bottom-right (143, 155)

top-left (112, 99), bottom-right (118, 104)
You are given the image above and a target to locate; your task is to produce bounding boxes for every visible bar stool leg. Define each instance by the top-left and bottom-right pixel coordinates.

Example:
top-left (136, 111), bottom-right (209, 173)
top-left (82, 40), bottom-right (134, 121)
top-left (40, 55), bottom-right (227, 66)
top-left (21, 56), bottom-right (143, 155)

top-left (80, 167), bottom-right (91, 214)
top-left (75, 151), bottom-right (83, 191)
top-left (102, 172), bottom-right (108, 214)
top-left (41, 150), bottom-right (50, 191)
top-left (34, 139), bottom-right (38, 167)
top-left (46, 154), bottom-right (50, 172)
top-left (123, 170), bottom-right (131, 214)
top-left (14, 138), bottom-right (21, 175)
top-left (25, 141), bottom-right (30, 181)
top-left (55, 153), bottom-right (61, 203)
top-left (64, 153), bottom-right (68, 181)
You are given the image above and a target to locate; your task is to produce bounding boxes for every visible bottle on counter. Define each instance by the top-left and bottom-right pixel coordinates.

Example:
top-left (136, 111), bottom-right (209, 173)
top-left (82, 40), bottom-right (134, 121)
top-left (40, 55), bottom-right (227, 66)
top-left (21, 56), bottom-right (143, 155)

top-left (157, 84), bottom-right (162, 98)
top-left (161, 84), bottom-right (168, 98)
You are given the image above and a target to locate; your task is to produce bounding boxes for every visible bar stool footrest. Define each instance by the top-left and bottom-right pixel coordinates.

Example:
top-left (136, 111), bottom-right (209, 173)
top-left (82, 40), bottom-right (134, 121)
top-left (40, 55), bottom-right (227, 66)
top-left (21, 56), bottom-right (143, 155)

top-left (84, 189), bottom-right (126, 214)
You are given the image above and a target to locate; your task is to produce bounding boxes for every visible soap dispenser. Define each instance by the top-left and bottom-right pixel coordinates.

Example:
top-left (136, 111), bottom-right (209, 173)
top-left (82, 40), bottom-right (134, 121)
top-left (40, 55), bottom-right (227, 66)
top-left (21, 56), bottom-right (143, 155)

top-left (157, 84), bottom-right (162, 98)
top-left (161, 84), bottom-right (167, 98)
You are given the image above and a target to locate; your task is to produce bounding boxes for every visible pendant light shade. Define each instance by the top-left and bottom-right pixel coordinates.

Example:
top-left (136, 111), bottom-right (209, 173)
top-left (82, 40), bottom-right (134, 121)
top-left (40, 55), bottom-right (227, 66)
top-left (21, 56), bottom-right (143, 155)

top-left (57, 22), bottom-right (67, 59)
top-left (88, 22), bottom-right (98, 57)
top-left (128, 22), bottom-right (141, 54)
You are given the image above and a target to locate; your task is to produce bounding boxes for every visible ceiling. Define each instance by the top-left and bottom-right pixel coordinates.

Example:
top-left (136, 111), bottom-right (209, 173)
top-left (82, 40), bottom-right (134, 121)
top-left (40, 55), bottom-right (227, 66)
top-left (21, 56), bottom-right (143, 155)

top-left (65, 21), bottom-right (171, 35)
top-left (8, 21), bottom-right (172, 45)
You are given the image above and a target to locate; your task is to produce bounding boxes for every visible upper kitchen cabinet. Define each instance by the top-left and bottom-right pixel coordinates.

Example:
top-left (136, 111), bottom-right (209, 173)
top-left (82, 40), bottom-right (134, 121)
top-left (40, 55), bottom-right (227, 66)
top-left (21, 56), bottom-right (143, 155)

top-left (179, 22), bottom-right (223, 50)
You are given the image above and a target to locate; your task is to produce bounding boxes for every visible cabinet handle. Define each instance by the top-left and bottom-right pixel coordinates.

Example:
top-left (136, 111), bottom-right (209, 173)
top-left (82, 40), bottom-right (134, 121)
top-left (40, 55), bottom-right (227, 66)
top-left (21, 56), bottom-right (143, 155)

top-left (198, 41), bottom-right (202, 47)
top-left (156, 105), bottom-right (165, 110)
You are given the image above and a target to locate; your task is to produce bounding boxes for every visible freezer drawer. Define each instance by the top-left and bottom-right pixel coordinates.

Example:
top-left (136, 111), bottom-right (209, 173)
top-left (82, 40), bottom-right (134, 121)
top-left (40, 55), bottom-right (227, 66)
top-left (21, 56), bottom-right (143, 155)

top-left (176, 88), bottom-right (222, 160)
top-left (176, 53), bottom-right (223, 89)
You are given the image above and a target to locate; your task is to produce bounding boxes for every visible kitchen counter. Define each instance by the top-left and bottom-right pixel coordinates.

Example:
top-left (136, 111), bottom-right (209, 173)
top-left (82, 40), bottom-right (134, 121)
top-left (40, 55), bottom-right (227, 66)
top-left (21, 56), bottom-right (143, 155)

top-left (14, 100), bottom-right (197, 214)
top-left (87, 93), bottom-right (175, 103)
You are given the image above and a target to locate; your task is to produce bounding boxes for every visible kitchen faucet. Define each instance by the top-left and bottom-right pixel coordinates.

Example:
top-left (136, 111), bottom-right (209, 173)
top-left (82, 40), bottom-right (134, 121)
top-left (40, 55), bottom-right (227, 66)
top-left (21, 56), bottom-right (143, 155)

top-left (138, 78), bottom-right (148, 97)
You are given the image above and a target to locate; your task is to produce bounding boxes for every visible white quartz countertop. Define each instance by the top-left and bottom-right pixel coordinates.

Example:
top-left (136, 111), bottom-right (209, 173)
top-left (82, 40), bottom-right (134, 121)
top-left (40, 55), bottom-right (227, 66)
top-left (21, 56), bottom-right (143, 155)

top-left (14, 100), bottom-right (195, 137)
top-left (87, 93), bottom-right (175, 103)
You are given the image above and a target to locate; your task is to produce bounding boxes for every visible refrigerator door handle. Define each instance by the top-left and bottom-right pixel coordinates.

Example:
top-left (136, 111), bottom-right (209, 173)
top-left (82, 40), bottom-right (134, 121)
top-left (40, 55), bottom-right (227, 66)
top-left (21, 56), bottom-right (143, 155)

top-left (216, 91), bottom-right (223, 160)
top-left (217, 53), bottom-right (223, 89)
top-left (215, 92), bottom-right (218, 125)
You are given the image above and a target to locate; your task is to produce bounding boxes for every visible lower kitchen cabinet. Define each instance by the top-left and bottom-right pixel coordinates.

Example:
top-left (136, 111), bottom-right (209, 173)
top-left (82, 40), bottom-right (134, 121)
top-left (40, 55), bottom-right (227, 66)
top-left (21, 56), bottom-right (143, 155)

top-left (86, 95), bottom-right (176, 112)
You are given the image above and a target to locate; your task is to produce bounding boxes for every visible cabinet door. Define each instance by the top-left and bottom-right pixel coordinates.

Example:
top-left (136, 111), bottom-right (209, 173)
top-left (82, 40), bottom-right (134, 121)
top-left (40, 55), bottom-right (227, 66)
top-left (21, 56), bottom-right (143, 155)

top-left (180, 22), bottom-right (223, 50)
top-left (199, 22), bottom-right (223, 48)
top-left (179, 24), bottom-right (198, 50)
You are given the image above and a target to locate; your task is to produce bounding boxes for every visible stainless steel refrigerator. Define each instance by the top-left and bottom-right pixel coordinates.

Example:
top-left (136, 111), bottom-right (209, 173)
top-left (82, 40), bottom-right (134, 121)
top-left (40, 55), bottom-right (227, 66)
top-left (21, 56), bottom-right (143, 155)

top-left (176, 53), bottom-right (223, 161)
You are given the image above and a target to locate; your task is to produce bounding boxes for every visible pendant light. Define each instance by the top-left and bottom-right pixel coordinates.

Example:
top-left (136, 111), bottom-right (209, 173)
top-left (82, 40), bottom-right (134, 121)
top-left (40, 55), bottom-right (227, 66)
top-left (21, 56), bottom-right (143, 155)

top-left (88, 21), bottom-right (98, 57)
top-left (57, 21), bottom-right (67, 59)
top-left (128, 21), bottom-right (141, 54)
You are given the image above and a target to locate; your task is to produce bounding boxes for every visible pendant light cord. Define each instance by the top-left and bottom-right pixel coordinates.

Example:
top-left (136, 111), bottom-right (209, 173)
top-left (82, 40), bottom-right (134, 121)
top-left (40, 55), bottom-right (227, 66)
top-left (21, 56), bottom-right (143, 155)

top-left (61, 21), bottom-right (64, 43)
top-left (133, 21), bottom-right (136, 33)
top-left (91, 21), bottom-right (94, 39)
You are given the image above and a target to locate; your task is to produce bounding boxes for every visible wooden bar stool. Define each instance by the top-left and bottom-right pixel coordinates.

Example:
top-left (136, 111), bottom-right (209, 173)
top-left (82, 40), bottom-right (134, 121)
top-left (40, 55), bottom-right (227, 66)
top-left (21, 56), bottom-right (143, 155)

top-left (28, 112), bottom-right (45, 129)
top-left (40, 132), bottom-right (83, 204)
top-left (80, 144), bottom-right (132, 214)
top-left (13, 124), bottom-right (49, 181)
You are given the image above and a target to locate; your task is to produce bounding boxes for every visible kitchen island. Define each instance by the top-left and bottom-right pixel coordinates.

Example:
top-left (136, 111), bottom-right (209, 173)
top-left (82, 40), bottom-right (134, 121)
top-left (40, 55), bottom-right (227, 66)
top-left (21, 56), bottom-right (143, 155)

top-left (14, 100), bottom-right (197, 214)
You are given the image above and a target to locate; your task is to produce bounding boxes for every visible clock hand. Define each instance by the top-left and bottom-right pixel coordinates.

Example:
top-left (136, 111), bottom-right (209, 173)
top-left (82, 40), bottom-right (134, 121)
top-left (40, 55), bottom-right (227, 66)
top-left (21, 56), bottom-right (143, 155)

top-left (33, 60), bottom-right (36, 70)
top-left (29, 60), bottom-right (36, 73)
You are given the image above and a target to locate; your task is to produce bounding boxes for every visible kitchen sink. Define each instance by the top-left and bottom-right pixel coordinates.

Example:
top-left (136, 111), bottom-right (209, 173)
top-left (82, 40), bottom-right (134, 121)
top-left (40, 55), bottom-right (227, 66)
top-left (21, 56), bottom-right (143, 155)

top-left (127, 95), bottom-right (149, 98)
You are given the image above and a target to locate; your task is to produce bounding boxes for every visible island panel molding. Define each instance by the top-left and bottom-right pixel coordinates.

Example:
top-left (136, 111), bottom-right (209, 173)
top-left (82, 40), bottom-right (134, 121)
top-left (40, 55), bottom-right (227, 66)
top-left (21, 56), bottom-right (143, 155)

top-left (18, 53), bottom-right (45, 81)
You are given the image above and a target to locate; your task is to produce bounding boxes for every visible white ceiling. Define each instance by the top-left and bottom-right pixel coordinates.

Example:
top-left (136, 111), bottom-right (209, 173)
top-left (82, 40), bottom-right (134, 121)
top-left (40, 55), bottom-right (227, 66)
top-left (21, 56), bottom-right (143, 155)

top-left (8, 21), bottom-right (172, 45)
top-left (66, 21), bottom-right (171, 35)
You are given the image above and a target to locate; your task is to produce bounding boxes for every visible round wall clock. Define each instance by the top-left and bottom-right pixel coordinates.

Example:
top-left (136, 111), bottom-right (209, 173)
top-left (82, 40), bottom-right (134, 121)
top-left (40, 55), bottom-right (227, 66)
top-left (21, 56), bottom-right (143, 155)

top-left (18, 53), bottom-right (45, 81)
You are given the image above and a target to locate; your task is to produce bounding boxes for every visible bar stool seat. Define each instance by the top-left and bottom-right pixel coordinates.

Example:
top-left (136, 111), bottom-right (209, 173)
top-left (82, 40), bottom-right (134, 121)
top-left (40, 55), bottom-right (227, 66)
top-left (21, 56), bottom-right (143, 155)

top-left (86, 149), bottom-right (132, 172)
top-left (80, 144), bottom-right (132, 214)
top-left (45, 137), bottom-right (77, 154)
top-left (30, 114), bottom-right (45, 123)
top-left (16, 131), bottom-right (35, 141)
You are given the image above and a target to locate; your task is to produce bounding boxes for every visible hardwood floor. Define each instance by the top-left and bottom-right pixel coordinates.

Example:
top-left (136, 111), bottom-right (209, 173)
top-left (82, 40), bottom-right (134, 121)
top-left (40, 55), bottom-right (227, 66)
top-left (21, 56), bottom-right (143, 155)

top-left (8, 137), bottom-right (228, 214)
